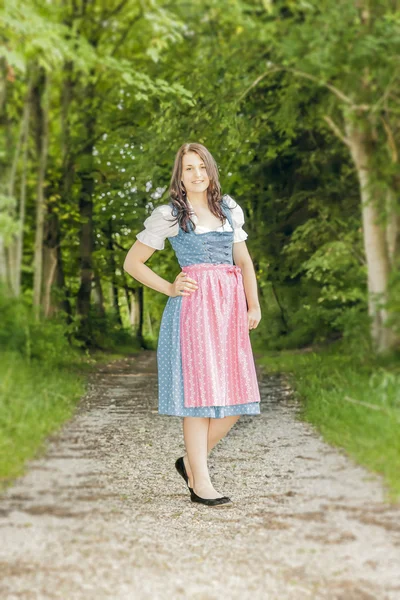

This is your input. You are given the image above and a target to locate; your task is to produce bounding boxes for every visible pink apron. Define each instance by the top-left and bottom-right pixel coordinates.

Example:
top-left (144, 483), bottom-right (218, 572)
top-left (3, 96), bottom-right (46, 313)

top-left (180, 263), bottom-right (261, 408)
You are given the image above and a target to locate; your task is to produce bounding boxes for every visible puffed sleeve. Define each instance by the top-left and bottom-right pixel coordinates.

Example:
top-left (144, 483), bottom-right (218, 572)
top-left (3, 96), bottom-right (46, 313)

top-left (224, 195), bottom-right (249, 243)
top-left (135, 205), bottom-right (179, 250)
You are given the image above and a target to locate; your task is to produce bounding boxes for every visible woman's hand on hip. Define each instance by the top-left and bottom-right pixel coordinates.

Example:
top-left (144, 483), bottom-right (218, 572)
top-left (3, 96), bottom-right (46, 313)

top-left (170, 272), bottom-right (199, 298)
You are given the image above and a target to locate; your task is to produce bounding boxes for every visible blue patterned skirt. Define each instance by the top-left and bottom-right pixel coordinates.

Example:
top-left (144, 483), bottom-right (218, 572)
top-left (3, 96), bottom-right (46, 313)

top-left (157, 292), bottom-right (261, 418)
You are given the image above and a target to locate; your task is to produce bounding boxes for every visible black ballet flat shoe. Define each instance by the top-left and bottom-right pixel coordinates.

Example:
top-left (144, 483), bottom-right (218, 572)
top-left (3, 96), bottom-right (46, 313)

top-left (190, 488), bottom-right (232, 507)
top-left (175, 456), bottom-right (190, 488)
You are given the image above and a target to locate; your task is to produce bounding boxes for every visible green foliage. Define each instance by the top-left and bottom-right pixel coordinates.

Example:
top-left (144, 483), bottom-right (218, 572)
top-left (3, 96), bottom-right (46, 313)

top-left (0, 287), bottom-right (83, 366)
top-left (0, 194), bottom-right (20, 240)
top-left (2, 0), bottom-right (400, 354)
top-left (82, 308), bottom-right (142, 353)
top-left (331, 306), bottom-right (373, 357)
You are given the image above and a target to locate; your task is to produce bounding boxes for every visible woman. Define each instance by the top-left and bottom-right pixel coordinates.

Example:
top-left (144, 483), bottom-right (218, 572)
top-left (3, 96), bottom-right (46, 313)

top-left (123, 142), bottom-right (261, 507)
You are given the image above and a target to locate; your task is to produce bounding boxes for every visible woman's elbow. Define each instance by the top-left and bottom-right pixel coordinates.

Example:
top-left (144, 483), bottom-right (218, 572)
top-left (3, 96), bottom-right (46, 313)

top-left (123, 257), bottom-right (137, 279)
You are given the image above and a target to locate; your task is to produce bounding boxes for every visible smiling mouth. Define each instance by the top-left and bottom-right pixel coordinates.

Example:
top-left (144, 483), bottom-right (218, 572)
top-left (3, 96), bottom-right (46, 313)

top-left (193, 180), bottom-right (204, 183)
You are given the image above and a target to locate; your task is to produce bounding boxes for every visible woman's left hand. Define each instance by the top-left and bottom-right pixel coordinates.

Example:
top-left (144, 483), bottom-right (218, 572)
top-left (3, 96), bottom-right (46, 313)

top-left (248, 306), bottom-right (261, 330)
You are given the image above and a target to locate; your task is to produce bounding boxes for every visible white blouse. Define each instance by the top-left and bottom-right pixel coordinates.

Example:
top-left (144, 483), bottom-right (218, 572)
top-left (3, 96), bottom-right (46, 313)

top-left (136, 194), bottom-right (248, 250)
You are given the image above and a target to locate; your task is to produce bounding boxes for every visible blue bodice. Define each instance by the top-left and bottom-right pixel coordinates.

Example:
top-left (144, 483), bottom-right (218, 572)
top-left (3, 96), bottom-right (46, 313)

top-left (167, 197), bottom-right (235, 267)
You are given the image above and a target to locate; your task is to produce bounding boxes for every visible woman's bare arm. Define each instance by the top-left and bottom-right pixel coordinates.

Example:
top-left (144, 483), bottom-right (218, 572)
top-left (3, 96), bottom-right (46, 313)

top-left (123, 240), bottom-right (173, 297)
top-left (232, 242), bottom-right (260, 309)
top-left (233, 241), bottom-right (261, 330)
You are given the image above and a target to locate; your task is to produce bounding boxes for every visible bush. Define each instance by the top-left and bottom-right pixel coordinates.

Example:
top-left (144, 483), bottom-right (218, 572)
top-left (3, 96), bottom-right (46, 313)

top-left (0, 289), bottom-right (83, 367)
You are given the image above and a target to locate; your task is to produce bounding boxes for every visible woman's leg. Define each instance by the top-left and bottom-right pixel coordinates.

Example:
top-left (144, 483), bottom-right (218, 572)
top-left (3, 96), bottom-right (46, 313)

top-left (207, 415), bottom-right (241, 453)
top-left (183, 415), bottom-right (240, 494)
top-left (183, 416), bottom-right (227, 498)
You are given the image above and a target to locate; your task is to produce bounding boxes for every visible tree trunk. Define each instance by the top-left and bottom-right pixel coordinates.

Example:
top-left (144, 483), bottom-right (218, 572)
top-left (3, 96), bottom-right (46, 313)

top-left (386, 186), bottom-right (400, 267)
top-left (56, 240), bottom-right (73, 323)
top-left (136, 286), bottom-right (145, 347)
top-left (14, 86), bottom-right (31, 297)
top-left (146, 308), bottom-right (154, 338)
top-left (93, 270), bottom-right (106, 317)
top-left (0, 57), bottom-right (7, 116)
top-left (76, 164), bottom-right (94, 321)
top-left (126, 286), bottom-right (145, 345)
top-left (2, 71), bottom-right (34, 294)
top-left (0, 58), bottom-right (8, 286)
top-left (344, 117), bottom-right (394, 353)
top-left (106, 218), bottom-right (122, 326)
top-left (131, 289), bottom-right (139, 329)
top-left (42, 204), bottom-right (60, 318)
top-left (123, 285), bottom-right (132, 327)
top-left (76, 77), bottom-right (96, 326)
top-left (32, 67), bottom-right (50, 320)
top-left (271, 282), bottom-right (288, 331)
top-left (56, 60), bottom-right (76, 323)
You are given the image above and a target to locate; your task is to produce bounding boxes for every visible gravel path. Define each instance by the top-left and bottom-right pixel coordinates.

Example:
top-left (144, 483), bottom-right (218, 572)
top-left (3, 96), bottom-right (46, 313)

top-left (1, 351), bottom-right (399, 600)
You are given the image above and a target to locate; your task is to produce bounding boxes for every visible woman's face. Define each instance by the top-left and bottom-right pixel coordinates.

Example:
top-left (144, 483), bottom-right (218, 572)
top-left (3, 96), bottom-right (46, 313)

top-left (181, 151), bottom-right (210, 195)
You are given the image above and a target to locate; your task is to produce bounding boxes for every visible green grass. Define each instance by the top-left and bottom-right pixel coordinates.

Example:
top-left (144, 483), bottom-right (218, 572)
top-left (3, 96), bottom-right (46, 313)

top-left (0, 351), bottom-right (87, 488)
top-left (257, 344), bottom-right (400, 503)
top-left (0, 347), bottom-right (140, 490)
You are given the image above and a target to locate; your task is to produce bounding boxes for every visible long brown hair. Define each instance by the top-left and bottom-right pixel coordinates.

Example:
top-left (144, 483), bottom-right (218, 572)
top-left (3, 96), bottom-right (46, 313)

top-left (165, 142), bottom-right (229, 234)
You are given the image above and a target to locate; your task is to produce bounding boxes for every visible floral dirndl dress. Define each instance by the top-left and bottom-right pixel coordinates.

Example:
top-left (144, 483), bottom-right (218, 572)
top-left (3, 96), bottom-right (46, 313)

top-left (157, 197), bottom-right (261, 418)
